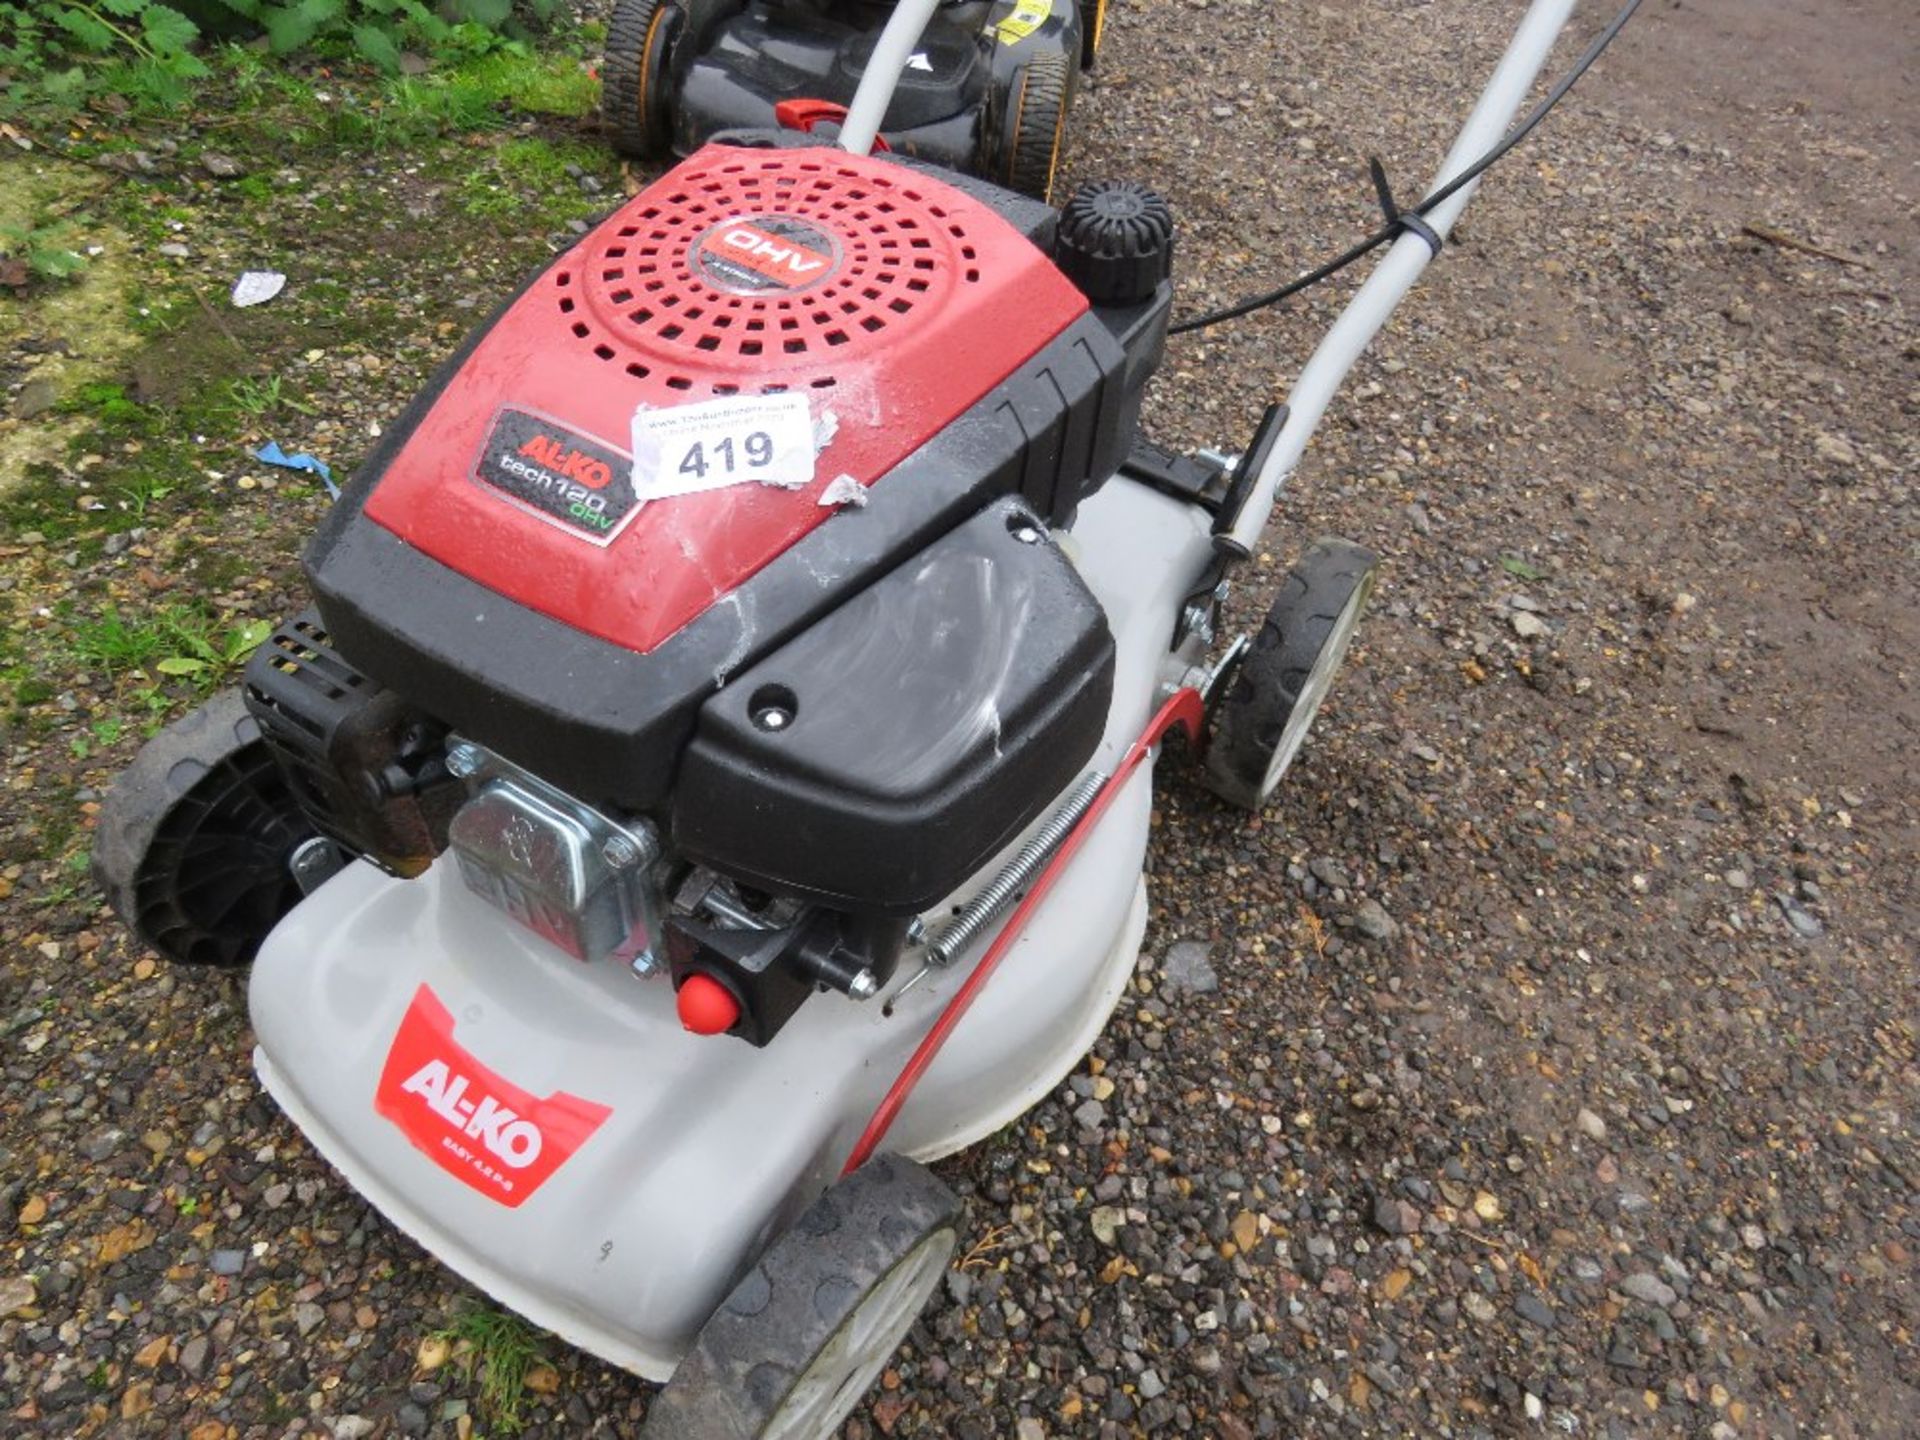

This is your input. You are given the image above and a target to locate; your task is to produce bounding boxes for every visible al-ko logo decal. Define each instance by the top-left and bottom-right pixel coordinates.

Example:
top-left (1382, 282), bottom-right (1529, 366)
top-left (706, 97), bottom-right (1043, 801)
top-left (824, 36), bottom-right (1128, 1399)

top-left (693, 214), bottom-right (842, 295)
top-left (473, 407), bottom-right (639, 544)
top-left (375, 986), bottom-right (612, 1208)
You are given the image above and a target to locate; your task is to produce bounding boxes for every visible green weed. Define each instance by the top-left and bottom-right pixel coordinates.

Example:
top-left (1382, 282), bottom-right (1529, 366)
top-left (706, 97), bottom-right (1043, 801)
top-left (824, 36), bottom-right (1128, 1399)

top-left (68, 715), bottom-right (126, 761)
top-left (70, 607), bottom-right (176, 673)
top-left (0, 219), bottom-right (89, 283)
top-left (70, 605), bottom-right (271, 683)
top-left (431, 1302), bottom-right (549, 1434)
top-left (114, 473), bottom-right (176, 519)
top-left (32, 849), bottom-right (93, 909)
top-left (224, 374), bottom-right (311, 417)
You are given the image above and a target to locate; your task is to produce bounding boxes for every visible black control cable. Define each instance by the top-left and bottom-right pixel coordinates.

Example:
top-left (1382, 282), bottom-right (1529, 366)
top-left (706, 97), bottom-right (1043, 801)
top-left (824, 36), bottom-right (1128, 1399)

top-left (1168, 0), bottom-right (1644, 336)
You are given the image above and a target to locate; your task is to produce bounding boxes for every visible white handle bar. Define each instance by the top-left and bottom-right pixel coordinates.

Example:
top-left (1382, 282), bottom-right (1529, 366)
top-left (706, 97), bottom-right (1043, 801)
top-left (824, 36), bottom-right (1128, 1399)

top-left (839, 0), bottom-right (944, 156)
top-left (837, 0), bottom-right (1582, 558)
top-left (1221, 0), bottom-right (1579, 553)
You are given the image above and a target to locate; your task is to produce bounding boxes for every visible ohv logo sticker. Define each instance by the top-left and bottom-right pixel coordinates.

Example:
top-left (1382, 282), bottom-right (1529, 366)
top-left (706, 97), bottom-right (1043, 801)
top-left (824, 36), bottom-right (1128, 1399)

top-left (694, 214), bottom-right (842, 294)
top-left (375, 986), bottom-right (611, 1208)
top-left (717, 225), bottom-right (829, 278)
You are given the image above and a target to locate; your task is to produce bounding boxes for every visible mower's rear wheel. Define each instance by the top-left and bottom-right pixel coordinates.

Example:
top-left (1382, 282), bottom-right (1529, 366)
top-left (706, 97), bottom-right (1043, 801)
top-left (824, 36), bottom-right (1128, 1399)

top-left (999, 50), bottom-right (1072, 202)
top-left (642, 1155), bottom-right (960, 1440)
top-left (603, 0), bottom-right (680, 160)
top-left (91, 689), bottom-right (317, 969)
top-left (1203, 538), bottom-right (1380, 811)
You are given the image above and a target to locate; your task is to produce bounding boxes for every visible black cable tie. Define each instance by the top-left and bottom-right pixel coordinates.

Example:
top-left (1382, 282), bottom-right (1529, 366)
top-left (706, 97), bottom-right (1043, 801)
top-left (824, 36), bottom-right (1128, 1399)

top-left (1368, 155), bottom-right (1443, 259)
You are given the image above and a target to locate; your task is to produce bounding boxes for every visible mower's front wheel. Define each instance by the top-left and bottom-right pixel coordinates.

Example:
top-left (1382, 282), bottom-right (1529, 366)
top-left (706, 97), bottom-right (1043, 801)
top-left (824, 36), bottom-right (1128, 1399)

top-left (91, 688), bottom-right (318, 968)
top-left (642, 1155), bottom-right (961, 1440)
top-left (1204, 538), bottom-right (1380, 810)
top-left (603, 0), bottom-right (681, 160)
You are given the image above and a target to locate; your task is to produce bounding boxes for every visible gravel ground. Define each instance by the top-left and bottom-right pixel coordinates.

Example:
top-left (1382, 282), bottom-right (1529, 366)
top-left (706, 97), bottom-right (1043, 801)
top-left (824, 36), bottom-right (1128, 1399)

top-left (4, 0), bottom-right (1915, 1437)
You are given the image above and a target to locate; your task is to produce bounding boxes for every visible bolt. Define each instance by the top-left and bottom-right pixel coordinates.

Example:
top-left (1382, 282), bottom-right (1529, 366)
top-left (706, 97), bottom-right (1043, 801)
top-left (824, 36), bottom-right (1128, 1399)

top-left (628, 949), bottom-right (664, 980)
top-left (445, 743), bottom-right (482, 779)
top-left (1011, 525), bottom-right (1041, 545)
top-left (1182, 600), bottom-right (1216, 647)
top-left (905, 917), bottom-right (927, 946)
top-left (601, 834), bottom-right (641, 869)
top-left (287, 837), bottom-right (339, 894)
top-left (847, 968), bottom-right (880, 1000)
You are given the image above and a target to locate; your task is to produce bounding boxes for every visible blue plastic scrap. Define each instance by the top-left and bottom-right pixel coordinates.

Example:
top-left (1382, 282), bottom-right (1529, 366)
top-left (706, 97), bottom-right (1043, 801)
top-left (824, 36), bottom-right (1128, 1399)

top-left (253, 441), bottom-right (338, 499)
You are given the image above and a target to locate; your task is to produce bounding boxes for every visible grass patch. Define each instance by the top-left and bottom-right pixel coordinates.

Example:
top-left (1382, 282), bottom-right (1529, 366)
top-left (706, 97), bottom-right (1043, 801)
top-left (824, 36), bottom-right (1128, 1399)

top-left (431, 1303), bottom-right (550, 1434)
top-left (456, 135), bottom-right (608, 223)
top-left (171, 33), bottom-right (596, 153)
top-left (446, 48), bottom-right (599, 117)
top-left (0, 155), bottom-right (146, 495)
top-left (222, 373), bottom-right (313, 420)
top-left (62, 381), bottom-right (147, 428)
top-left (68, 603), bottom-right (272, 685)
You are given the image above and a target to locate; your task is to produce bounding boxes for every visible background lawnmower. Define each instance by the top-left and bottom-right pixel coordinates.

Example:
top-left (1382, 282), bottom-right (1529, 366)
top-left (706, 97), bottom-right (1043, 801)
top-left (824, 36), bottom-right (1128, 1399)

top-left (93, 0), bottom-right (1628, 1433)
top-left (601, 0), bottom-right (1103, 199)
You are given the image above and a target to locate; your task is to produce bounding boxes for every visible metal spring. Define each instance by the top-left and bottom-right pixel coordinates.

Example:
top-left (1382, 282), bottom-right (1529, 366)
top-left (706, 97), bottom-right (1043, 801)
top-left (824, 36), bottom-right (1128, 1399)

top-left (925, 769), bottom-right (1110, 968)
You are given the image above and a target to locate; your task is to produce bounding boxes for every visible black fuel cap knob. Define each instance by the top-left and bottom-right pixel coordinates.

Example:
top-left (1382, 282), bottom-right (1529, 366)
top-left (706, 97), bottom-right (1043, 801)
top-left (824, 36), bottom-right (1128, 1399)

top-left (1054, 180), bottom-right (1175, 305)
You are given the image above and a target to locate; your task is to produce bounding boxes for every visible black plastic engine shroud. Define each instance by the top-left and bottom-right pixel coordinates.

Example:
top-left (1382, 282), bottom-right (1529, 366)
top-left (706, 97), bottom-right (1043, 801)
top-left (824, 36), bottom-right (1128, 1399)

top-left (674, 495), bottom-right (1115, 914)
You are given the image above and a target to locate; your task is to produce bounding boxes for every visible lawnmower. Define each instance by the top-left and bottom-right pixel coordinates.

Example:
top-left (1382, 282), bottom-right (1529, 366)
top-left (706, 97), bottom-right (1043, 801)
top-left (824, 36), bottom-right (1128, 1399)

top-left (600, 0), bottom-right (1102, 199)
top-left (93, 0), bottom-right (1633, 1432)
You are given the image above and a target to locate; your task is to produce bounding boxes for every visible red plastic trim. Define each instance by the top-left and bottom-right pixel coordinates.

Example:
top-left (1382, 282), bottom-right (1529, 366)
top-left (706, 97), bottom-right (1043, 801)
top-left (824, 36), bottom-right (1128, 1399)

top-left (360, 145), bottom-right (1087, 655)
top-left (772, 98), bottom-right (891, 151)
top-left (841, 689), bottom-right (1205, 1175)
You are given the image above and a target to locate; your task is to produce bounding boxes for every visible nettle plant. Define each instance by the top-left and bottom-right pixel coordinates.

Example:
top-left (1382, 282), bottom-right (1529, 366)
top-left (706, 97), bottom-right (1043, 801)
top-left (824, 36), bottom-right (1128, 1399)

top-left (0, 0), bottom-right (561, 109)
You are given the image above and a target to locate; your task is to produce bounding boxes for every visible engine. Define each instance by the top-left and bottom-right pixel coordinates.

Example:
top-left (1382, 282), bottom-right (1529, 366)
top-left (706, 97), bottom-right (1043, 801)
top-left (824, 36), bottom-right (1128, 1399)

top-left (244, 138), bottom-right (1174, 1046)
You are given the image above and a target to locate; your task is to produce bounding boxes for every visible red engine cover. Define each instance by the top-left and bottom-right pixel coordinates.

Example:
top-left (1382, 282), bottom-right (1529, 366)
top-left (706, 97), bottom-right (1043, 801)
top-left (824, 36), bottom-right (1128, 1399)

top-left (362, 145), bottom-right (1089, 654)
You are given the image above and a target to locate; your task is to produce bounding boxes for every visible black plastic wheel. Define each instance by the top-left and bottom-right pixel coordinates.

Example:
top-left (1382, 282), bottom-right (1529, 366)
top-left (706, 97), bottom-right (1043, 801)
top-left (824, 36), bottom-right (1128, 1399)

top-left (603, 0), bottom-right (680, 160)
top-left (92, 689), bottom-right (317, 968)
top-left (642, 1155), bottom-right (961, 1440)
top-left (1081, 0), bottom-right (1109, 69)
top-left (1204, 538), bottom-right (1380, 811)
top-left (999, 49), bottom-right (1072, 202)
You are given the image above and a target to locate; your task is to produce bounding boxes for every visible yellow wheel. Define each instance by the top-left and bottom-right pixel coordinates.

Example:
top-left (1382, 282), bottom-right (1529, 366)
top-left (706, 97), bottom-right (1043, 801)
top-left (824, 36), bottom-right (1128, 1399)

top-left (1002, 51), bottom-right (1072, 203)
top-left (603, 0), bottom-right (679, 159)
top-left (1082, 0), bottom-right (1109, 68)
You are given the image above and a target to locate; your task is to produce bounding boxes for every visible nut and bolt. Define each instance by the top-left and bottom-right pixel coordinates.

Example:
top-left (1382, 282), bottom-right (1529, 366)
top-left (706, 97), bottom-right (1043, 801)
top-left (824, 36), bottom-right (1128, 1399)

top-left (601, 834), bottom-right (642, 869)
top-left (847, 968), bottom-right (880, 1000)
top-left (445, 743), bottom-right (483, 779)
top-left (628, 949), bottom-right (664, 980)
top-left (1182, 599), bottom-right (1217, 648)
